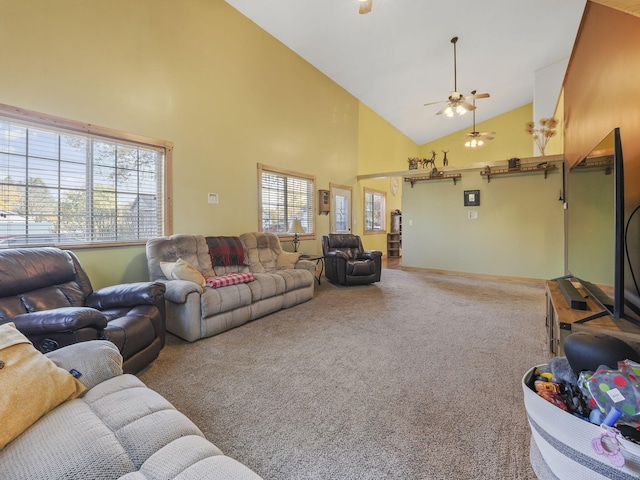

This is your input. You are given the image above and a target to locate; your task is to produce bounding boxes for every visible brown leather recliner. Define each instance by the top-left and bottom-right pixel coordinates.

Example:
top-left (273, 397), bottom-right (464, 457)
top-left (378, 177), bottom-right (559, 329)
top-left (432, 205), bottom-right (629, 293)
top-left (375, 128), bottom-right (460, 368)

top-left (322, 234), bottom-right (382, 286)
top-left (0, 247), bottom-right (166, 374)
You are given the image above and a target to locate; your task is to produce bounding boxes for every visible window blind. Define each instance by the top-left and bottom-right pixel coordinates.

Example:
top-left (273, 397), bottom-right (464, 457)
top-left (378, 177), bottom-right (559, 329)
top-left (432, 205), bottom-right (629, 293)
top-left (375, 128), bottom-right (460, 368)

top-left (0, 117), bottom-right (165, 247)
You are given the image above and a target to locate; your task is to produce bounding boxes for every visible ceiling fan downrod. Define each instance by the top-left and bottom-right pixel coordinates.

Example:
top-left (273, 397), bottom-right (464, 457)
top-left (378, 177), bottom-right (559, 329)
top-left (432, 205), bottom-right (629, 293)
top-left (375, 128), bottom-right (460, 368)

top-left (451, 36), bottom-right (458, 94)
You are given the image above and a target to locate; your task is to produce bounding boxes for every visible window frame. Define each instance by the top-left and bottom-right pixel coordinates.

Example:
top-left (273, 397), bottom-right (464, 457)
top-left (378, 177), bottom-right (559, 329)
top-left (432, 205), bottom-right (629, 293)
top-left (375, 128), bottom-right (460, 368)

top-left (363, 187), bottom-right (386, 234)
top-left (0, 102), bottom-right (173, 248)
top-left (257, 163), bottom-right (315, 240)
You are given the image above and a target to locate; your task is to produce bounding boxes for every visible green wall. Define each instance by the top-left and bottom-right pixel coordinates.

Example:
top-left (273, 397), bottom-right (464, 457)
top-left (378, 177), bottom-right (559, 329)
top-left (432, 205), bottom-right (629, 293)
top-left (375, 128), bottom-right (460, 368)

top-left (403, 104), bottom-right (565, 280)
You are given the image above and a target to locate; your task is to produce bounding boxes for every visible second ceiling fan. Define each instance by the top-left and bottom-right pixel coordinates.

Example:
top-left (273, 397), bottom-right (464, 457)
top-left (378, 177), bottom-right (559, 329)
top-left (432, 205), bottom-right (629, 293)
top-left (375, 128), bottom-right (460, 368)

top-left (424, 36), bottom-right (490, 117)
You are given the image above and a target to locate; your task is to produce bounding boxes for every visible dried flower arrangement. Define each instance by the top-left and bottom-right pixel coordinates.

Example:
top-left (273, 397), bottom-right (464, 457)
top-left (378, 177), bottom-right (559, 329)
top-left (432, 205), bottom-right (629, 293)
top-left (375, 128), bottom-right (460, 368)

top-left (525, 117), bottom-right (558, 155)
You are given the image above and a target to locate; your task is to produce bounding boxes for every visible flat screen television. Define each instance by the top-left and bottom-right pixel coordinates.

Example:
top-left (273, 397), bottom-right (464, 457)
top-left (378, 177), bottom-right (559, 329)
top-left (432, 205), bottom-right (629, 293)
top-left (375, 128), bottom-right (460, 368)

top-left (566, 128), bottom-right (631, 321)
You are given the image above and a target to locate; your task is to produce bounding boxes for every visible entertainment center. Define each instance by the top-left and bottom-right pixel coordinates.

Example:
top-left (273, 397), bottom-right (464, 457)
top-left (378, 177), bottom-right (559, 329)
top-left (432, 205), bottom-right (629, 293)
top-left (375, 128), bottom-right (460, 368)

top-left (547, 127), bottom-right (640, 357)
top-left (545, 278), bottom-right (640, 356)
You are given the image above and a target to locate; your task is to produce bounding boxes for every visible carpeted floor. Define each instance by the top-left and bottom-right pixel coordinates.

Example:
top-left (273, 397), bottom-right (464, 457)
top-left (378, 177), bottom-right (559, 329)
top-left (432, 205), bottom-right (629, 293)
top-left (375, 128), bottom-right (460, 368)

top-left (139, 268), bottom-right (550, 479)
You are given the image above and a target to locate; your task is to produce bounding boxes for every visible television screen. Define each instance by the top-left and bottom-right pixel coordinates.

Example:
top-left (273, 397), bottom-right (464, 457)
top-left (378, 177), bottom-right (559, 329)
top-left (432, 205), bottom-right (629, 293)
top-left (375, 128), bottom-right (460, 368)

top-left (566, 129), bottom-right (623, 318)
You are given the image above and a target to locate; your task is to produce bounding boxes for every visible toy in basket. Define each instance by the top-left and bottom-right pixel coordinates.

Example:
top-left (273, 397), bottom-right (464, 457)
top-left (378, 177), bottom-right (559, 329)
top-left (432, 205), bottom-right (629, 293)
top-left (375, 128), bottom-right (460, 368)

top-left (524, 331), bottom-right (640, 478)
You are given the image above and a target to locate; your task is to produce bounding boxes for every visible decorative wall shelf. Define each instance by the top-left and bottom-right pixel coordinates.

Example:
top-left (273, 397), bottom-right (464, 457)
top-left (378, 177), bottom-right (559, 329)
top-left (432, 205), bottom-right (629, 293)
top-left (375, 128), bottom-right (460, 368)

top-left (404, 173), bottom-right (461, 187)
top-left (573, 158), bottom-right (613, 174)
top-left (356, 154), bottom-right (564, 182)
top-left (480, 163), bottom-right (557, 183)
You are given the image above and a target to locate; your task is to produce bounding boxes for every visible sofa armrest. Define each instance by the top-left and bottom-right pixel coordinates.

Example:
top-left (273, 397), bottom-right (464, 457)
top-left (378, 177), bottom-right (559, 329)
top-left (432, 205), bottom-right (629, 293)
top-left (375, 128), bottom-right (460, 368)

top-left (45, 340), bottom-right (123, 392)
top-left (294, 259), bottom-right (316, 274)
top-left (162, 279), bottom-right (204, 304)
top-left (7, 307), bottom-right (108, 335)
top-left (86, 281), bottom-right (166, 310)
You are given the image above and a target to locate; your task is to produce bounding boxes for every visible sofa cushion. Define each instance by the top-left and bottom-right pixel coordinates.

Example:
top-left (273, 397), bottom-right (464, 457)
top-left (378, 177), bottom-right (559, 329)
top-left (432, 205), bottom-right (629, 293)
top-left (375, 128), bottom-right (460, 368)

top-left (0, 323), bottom-right (86, 450)
top-left (200, 284), bottom-right (252, 318)
top-left (239, 232), bottom-right (283, 274)
top-left (273, 268), bottom-right (314, 291)
top-left (246, 273), bottom-right (286, 302)
top-left (0, 247), bottom-right (77, 298)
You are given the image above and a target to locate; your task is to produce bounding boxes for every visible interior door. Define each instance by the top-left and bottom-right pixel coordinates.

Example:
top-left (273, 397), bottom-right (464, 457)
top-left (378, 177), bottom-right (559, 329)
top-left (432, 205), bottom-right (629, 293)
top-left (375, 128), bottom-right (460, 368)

top-left (330, 184), bottom-right (352, 234)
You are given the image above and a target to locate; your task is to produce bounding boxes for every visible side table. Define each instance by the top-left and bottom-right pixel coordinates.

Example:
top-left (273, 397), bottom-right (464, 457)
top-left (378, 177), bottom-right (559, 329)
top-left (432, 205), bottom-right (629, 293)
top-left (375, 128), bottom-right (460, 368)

top-left (300, 254), bottom-right (324, 285)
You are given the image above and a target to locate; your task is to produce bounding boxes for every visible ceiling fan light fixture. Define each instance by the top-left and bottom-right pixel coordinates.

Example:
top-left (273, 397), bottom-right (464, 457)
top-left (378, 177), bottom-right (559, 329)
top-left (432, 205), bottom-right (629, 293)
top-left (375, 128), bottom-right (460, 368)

top-left (358, 0), bottom-right (372, 14)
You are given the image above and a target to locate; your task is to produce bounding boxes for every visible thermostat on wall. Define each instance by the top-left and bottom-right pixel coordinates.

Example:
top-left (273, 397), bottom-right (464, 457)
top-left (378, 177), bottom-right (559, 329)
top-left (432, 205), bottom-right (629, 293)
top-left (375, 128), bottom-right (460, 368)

top-left (464, 190), bottom-right (480, 206)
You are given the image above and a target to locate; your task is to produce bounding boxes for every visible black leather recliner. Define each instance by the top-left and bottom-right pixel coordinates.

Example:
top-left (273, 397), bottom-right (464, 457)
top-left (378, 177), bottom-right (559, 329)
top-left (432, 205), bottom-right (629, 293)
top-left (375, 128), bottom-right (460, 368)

top-left (322, 234), bottom-right (382, 286)
top-left (0, 247), bottom-right (166, 374)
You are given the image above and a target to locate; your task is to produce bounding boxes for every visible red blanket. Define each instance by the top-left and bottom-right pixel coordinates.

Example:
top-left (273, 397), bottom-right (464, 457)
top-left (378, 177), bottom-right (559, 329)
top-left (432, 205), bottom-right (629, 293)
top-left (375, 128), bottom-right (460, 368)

top-left (206, 236), bottom-right (248, 266)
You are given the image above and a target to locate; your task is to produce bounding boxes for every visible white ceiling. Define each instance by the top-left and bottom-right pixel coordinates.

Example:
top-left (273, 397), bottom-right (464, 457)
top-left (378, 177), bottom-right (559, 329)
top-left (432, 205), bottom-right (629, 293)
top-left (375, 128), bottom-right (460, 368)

top-left (224, 0), bottom-right (587, 145)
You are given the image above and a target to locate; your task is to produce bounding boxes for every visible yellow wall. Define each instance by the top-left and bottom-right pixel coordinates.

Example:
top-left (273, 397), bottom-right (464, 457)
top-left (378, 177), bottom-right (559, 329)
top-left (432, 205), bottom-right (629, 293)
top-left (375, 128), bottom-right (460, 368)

top-left (0, 0), bottom-right (365, 287)
top-left (0, 0), bottom-right (568, 285)
top-left (418, 104), bottom-right (535, 164)
top-left (356, 103), bottom-right (418, 252)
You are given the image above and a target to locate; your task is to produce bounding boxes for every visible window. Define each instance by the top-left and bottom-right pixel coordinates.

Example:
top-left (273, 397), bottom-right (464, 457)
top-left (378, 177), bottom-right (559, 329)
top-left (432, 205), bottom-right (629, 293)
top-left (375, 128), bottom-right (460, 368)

top-left (258, 163), bottom-right (314, 236)
top-left (364, 188), bottom-right (386, 233)
top-left (0, 104), bottom-right (172, 247)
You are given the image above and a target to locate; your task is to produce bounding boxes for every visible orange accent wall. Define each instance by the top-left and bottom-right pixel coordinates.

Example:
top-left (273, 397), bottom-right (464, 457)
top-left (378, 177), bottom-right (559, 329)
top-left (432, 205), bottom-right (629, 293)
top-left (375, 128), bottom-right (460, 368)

top-left (565, 2), bottom-right (640, 179)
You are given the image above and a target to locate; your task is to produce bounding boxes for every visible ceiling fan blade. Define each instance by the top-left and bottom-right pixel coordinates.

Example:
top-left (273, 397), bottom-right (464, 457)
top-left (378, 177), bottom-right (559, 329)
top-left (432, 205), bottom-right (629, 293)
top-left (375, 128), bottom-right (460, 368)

top-left (358, 0), bottom-right (372, 14)
top-left (466, 92), bottom-right (490, 100)
top-left (424, 99), bottom-right (446, 107)
top-left (435, 104), bottom-right (450, 115)
top-left (459, 100), bottom-right (476, 111)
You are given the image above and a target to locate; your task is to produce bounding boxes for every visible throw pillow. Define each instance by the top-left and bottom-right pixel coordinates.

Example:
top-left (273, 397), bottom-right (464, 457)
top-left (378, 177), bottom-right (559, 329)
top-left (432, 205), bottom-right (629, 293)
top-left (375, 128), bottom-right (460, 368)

top-left (160, 258), bottom-right (206, 287)
top-left (0, 322), bottom-right (86, 450)
top-left (159, 261), bottom-right (176, 280)
top-left (276, 251), bottom-right (301, 270)
top-left (204, 272), bottom-right (255, 289)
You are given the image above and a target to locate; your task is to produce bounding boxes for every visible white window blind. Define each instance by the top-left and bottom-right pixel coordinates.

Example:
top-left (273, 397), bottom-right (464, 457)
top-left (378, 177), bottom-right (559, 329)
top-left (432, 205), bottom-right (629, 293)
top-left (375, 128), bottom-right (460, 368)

top-left (0, 114), bottom-right (167, 247)
top-left (258, 164), bottom-right (314, 235)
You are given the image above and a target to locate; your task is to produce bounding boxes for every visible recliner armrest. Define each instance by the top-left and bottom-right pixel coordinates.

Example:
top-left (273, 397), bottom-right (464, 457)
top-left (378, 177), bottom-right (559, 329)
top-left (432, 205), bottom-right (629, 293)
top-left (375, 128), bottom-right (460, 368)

top-left (325, 250), bottom-right (351, 261)
top-left (7, 307), bottom-right (108, 335)
top-left (359, 250), bottom-right (383, 260)
top-left (86, 281), bottom-right (166, 310)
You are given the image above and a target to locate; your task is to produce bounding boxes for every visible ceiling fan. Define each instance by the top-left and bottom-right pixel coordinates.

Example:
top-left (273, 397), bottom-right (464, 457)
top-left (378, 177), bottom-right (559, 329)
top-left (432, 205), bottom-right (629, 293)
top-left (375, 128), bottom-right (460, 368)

top-left (424, 37), bottom-right (490, 117)
top-left (465, 90), bottom-right (495, 147)
top-left (358, 0), bottom-right (372, 14)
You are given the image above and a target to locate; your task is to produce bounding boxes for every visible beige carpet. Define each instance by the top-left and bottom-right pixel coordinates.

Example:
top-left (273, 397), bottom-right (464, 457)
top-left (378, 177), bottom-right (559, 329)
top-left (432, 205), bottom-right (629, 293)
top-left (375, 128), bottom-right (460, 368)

top-left (139, 268), bottom-right (550, 479)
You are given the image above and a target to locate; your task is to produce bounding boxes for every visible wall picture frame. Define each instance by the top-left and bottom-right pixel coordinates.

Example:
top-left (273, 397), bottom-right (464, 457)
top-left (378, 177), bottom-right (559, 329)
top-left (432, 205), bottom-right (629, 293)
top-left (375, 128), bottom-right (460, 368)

top-left (464, 190), bottom-right (480, 206)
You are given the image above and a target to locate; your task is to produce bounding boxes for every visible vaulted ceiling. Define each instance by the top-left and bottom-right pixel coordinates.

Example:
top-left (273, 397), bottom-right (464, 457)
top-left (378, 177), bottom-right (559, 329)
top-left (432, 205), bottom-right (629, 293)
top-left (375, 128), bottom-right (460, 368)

top-left (225, 0), bottom-right (591, 145)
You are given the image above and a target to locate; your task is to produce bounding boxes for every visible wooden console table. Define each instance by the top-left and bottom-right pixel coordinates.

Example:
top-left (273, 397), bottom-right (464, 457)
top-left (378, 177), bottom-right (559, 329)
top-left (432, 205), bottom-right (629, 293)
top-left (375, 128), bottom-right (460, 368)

top-left (546, 279), bottom-right (640, 356)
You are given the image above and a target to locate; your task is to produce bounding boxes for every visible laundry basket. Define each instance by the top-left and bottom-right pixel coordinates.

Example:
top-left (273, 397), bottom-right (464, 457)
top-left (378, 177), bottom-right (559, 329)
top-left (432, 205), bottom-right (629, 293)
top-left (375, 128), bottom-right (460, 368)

top-left (523, 366), bottom-right (640, 479)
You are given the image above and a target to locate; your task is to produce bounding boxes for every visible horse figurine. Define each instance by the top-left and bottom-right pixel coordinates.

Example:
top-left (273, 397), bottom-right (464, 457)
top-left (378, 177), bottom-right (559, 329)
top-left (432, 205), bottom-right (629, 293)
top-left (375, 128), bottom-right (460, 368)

top-left (442, 150), bottom-right (449, 167)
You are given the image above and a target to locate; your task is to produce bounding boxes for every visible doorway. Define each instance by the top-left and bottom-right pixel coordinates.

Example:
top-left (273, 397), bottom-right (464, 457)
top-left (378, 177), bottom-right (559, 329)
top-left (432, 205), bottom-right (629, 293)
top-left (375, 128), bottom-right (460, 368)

top-left (330, 184), bottom-right (352, 234)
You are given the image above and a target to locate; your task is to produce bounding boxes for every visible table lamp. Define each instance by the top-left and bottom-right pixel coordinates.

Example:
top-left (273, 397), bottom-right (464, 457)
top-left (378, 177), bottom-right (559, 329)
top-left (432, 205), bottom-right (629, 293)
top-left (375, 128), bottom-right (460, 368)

top-left (288, 219), bottom-right (305, 252)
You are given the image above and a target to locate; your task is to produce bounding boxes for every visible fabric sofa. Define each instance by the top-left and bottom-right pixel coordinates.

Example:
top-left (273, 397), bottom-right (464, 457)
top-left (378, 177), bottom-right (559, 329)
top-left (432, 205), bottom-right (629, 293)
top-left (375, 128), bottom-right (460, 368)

top-left (146, 232), bottom-right (315, 342)
top-left (0, 247), bottom-right (166, 374)
top-left (0, 338), bottom-right (262, 480)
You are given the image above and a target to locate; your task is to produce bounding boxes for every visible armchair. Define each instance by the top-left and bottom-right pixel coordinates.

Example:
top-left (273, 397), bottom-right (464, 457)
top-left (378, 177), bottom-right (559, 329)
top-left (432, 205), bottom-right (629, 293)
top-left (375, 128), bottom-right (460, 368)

top-left (0, 247), bottom-right (166, 374)
top-left (322, 234), bottom-right (382, 286)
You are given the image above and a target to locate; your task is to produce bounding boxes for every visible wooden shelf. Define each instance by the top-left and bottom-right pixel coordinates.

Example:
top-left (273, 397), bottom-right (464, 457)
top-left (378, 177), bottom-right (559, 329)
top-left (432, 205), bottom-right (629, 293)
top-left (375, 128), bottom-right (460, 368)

top-left (404, 173), bottom-right (461, 187)
top-left (356, 154), bottom-right (564, 181)
top-left (480, 163), bottom-right (557, 183)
